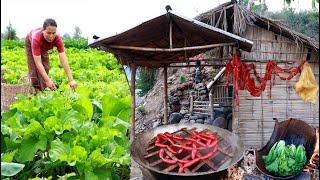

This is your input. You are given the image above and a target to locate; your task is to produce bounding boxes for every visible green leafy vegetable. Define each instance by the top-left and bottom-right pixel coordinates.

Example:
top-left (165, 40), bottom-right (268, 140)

top-left (1, 39), bottom-right (131, 179)
top-left (1, 162), bottom-right (25, 176)
top-left (262, 140), bottom-right (307, 176)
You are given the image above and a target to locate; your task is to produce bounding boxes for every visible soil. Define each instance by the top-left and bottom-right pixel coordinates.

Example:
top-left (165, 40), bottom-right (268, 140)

top-left (136, 67), bottom-right (194, 122)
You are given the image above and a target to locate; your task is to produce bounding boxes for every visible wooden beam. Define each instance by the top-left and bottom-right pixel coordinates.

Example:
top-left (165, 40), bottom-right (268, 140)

top-left (130, 64), bottom-right (136, 142)
top-left (163, 66), bottom-right (168, 124)
top-left (109, 43), bottom-right (235, 52)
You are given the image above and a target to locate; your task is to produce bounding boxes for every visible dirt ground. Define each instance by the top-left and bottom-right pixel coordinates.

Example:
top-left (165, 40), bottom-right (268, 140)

top-left (1, 83), bottom-right (31, 112)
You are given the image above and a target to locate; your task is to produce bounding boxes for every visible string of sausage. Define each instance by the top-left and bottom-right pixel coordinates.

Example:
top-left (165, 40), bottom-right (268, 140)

top-left (225, 53), bottom-right (305, 106)
top-left (155, 131), bottom-right (219, 173)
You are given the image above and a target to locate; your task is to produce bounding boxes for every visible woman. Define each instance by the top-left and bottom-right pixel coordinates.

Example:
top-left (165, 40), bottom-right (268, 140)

top-left (25, 18), bottom-right (77, 94)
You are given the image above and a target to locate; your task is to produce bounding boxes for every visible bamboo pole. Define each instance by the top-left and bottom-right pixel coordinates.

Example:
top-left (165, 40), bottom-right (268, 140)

top-left (130, 64), bottom-right (136, 142)
top-left (232, 46), bottom-right (239, 133)
top-left (190, 95), bottom-right (194, 115)
top-left (168, 64), bottom-right (221, 68)
top-left (209, 91), bottom-right (214, 120)
top-left (251, 51), bottom-right (310, 54)
top-left (163, 66), bottom-right (168, 124)
top-left (108, 43), bottom-right (235, 52)
top-left (121, 65), bottom-right (130, 88)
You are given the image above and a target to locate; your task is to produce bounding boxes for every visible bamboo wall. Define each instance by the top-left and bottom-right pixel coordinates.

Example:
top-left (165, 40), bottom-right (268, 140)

top-left (233, 26), bottom-right (319, 149)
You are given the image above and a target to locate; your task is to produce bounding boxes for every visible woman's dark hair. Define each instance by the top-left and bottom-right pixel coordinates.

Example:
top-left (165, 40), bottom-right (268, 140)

top-left (43, 18), bottom-right (57, 29)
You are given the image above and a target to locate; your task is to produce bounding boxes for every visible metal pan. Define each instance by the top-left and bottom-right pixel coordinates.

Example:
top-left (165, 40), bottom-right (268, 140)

top-left (131, 123), bottom-right (244, 180)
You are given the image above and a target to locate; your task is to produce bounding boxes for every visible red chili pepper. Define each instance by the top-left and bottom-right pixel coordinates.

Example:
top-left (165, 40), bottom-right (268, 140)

top-left (178, 166), bottom-right (184, 173)
top-left (177, 148), bottom-right (184, 154)
top-left (199, 151), bottom-right (215, 160)
top-left (183, 137), bottom-right (196, 142)
top-left (159, 149), bottom-right (177, 164)
top-left (208, 140), bottom-right (218, 148)
top-left (182, 158), bottom-right (200, 169)
top-left (185, 141), bottom-right (193, 145)
top-left (155, 131), bottom-right (221, 173)
top-left (171, 134), bottom-right (184, 140)
top-left (206, 139), bottom-right (212, 146)
top-left (195, 139), bottom-right (207, 147)
top-left (164, 136), bottom-right (175, 145)
top-left (177, 159), bottom-right (190, 163)
top-left (192, 132), bottom-right (210, 143)
top-left (172, 144), bottom-right (193, 151)
top-left (198, 133), bottom-right (216, 141)
top-left (192, 143), bottom-right (197, 159)
top-left (155, 142), bottom-right (167, 148)
top-left (166, 145), bottom-right (178, 154)
top-left (157, 134), bottom-right (167, 140)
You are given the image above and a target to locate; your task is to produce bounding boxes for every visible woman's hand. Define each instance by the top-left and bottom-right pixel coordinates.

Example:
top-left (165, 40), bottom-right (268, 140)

top-left (69, 80), bottom-right (77, 92)
top-left (45, 79), bottom-right (56, 90)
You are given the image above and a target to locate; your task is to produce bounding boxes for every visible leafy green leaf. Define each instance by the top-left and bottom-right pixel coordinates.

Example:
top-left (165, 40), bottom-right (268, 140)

top-left (49, 138), bottom-right (69, 162)
top-left (24, 119), bottom-right (43, 138)
top-left (1, 162), bottom-right (25, 176)
top-left (263, 140), bottom-right (307, 176)
top-left (73, 93), bottom-right (93, 120)
top-left (15, 137), bottom-right (38, 162)
top-left (112, 118), bottom-right (130, 135)
top-left (1, 150), bottom-right (17, 162)
top-left (94, 167), bottom-right (116, 180)
top-left (88, 148), bottom-right (107, 168)
top-left (84, 169), bottom-right (99, 180)
top-left (57, 172), bottom-right (77, 180)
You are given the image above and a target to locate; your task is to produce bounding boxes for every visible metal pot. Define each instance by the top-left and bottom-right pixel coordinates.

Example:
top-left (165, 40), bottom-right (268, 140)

top-left (131, 123), bottom-right (244, 180)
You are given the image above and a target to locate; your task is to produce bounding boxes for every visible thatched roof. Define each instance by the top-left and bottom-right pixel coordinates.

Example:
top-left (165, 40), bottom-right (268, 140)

top-left (89, 10), bottom-right (253, 67)
top-left (195, 1), bottom-right (319, 51)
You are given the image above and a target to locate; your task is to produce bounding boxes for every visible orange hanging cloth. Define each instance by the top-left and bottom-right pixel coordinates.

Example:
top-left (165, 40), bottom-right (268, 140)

top-left (294, 61), bottom-right (319, 104)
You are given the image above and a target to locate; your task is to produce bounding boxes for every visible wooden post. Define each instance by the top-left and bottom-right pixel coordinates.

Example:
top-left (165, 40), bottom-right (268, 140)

top-left (219, 47), bottom-right (223, 58)
top-left (209, 90), bottom-right (214, 120)
top-left (190, 95), bottom-right (193, 115)
top-left (130, 64), bottom-right (136, 142)
top-left (232, 46), bottom-right (239, 133)
top-left (163, 66), bottom-right (168, 124)
top-left (169, 20), bottom-right (173, 49)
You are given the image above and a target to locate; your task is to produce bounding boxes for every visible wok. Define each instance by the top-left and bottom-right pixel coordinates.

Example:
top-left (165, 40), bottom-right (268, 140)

top-left (255, 118), bottom-right (316, 179)
top-left (131, 123), bottom-right (244, 180)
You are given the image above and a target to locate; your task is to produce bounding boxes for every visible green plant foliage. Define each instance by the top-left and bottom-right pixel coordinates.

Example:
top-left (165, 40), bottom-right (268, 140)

top-left (1, 162), bottom-right (25, 177)
top-left (137, 105), bottom-right (147, 116)
top-left (1, 39), bottom-right (131, 179)
top-left (179, 75), bottom-right (187, 84)
top-left (239, 1), bottom-right (319, 41)
top-left (267, 8), bottom-right (319, 42)
top-left (1, 39), bottom-right (24, 49)
top-left (211, 70), bottom-right (218, 78)
top-left (3, 23), bottom-right (18, 40)
top-left (62, 38), bottom-right (88, 49)
top-left (262, 140), bottom-right (307, 177)
top-left (136, 68), bottom-right (156, 97)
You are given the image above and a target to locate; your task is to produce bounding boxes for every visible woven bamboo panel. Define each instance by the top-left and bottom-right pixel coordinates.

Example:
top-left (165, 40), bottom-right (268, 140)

top-left (233, 25), bottom-right (319, 149)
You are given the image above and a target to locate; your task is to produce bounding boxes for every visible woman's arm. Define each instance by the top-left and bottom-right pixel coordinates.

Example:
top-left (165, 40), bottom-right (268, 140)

top-left (58, 52), bottom-right (77, 91)
top-left (33, 55), bottom-right (56, 89)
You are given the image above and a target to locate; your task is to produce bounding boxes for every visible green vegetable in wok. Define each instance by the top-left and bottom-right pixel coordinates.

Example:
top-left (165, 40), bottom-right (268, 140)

top-left (262, 140), bottom-right (307, 176)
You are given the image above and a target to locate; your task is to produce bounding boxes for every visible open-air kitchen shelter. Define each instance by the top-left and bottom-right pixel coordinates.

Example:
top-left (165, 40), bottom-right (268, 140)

top-left (89, 9), bottom-right (254, 141)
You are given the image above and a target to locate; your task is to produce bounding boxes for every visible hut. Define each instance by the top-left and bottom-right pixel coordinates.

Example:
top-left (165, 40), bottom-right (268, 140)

top-left (89, 8), bottom-right (254, 141)
top-left (195, 1), bottom-right (319, 148)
